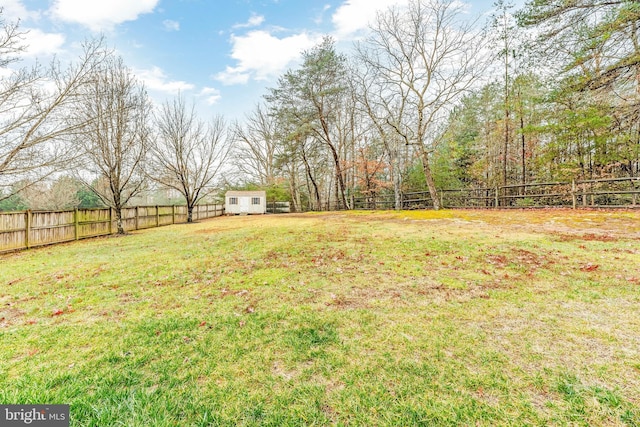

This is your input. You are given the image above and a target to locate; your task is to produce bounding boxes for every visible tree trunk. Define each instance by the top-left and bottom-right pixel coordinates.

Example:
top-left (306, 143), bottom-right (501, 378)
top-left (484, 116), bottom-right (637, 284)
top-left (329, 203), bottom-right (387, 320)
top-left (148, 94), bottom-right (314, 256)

top-left (390, 151), bottom-right (402, 210)
top-left (115, 207), bottom-right (125, 234)
top-left (328, 143), bottom-right (348, 210)
top-left (301, 150), bottom-right (321, 210)
top-left (288, 166), bottom-right (301, 213)
top-left (517, 86), bottom-right (526, 193)
top-left (384, 142), bottom-right (403, 210)
top-left (520, 115), bottom-right (526, 189)
top-left (187, 204), bottom-right (194, 223)
top-left (394, 169), bottom-right (402, 210)
top-left (503, 110), bottom-right (510, 187)
top-left (419, 147), bottom-right (441, 210)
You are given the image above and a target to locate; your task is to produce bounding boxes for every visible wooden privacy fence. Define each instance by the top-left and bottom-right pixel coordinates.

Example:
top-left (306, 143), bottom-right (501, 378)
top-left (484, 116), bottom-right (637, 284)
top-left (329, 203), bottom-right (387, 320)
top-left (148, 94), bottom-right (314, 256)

top-left (352, 177), bottom-right (640, 210)
top-left (0, 204), bottom-right (224, 253)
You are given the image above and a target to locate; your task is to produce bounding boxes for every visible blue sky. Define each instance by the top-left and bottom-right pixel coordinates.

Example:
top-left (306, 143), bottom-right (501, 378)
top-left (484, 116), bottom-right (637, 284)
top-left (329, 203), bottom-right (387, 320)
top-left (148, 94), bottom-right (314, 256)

top-left (3, 0), bottom-right (504, 120)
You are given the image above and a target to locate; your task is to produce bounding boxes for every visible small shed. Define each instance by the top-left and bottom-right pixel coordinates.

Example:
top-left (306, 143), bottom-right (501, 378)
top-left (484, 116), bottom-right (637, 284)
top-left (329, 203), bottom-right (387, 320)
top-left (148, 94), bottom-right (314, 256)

top-left (225, 190), bottom-right (267, 215)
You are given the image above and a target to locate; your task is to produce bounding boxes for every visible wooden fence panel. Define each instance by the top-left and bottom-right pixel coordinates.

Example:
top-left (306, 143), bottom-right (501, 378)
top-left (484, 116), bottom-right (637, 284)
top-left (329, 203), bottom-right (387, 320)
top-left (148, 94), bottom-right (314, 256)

top-left (30, 211), bottom-right (75, 247)
top-left (1, 230), bottom-right (26, 251)
top-left (120, 208), bottom-right (138, 232)
top-left (78, 208), bottom-right (111, 238)
top-left (158, 206), bottom-right (174, 226)
top-left (0, 212), bottom-right (25, 231)
top-left (0, 212), bottom-right (26, 251)
top-left (0, 204), bottom-right (224, 253)
top-left (173, 206), bottom-right (188, 223)
top-left (136, 206), bottom-right (157, 229)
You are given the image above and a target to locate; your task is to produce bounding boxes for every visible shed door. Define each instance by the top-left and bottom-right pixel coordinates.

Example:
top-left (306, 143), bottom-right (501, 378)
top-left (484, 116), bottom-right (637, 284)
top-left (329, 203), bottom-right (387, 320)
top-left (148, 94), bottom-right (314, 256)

top-left (240, 197), bottom-right (249, 213)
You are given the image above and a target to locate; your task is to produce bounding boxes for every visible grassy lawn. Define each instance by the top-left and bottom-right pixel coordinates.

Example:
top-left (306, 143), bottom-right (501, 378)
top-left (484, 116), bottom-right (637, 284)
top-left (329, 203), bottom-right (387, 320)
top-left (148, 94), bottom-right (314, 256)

top-left (1, 209), bottom-right (639, 426)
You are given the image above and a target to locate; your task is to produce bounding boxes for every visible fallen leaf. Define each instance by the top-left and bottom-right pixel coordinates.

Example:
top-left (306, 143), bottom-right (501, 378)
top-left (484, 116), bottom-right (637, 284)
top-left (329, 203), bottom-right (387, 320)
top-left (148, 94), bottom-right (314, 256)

top-left (580, 264), bottom-right (599, 272)
top-left (52, 309), bottom-right (64, 316)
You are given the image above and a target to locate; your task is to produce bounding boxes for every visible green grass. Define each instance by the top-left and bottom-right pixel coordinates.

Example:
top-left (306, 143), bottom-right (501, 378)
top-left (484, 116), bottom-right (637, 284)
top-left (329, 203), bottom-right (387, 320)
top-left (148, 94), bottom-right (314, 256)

top-left (1, 209), bottom-right (639, 426)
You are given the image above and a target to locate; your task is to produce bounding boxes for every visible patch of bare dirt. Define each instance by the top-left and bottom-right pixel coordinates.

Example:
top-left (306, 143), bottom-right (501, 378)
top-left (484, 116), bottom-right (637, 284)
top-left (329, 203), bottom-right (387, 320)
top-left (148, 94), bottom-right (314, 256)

top-left (555, 232), bottom-right (621, 242)
top-left (0, 304), bottom-right (26, 327)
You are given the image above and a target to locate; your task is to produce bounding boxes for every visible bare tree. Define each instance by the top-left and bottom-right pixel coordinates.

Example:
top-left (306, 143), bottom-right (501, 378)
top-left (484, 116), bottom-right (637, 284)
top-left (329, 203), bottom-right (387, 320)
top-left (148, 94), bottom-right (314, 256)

top-left (79, 55), bottom-right (151, 234)
top-left (353, 63), bottom-right (407, 209)
top-left (0, 8), bottom-right (25, 68)
top-left (0, 11), bottom-right (108, 200)
top-left (19, 176), bottom-right (80, 210)
top-left (150, 95), bottom-right (232, 222)
top-left (232, 103), bottom-right (278, 186)
top-left (356, 0), bottom-right (487, 209)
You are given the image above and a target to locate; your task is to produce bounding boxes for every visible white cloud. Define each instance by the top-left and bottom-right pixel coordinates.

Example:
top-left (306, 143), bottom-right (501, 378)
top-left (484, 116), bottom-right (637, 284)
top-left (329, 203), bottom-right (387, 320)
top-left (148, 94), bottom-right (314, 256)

top-left (21, 29), bottom-right (65, 57)
top-left (135, 66), bottom-right (194, 95)
top-left (162, 19), bottom-right (180, 32)
top-left (332, 0), bottom-right (405, 38)
top-left (51, 0), bottom-right (159, 31)
top-left (214, 30), bottom-right (319, 85)
top-left (214, 67), bottom-right (250, 86)
top-left (314, 4), bottom-right (332, 25)
top-left (199, 87), bottom-right (222, 105)
top-left (233, 14), bottom-right (265, 29)
top-left (1, 0), bottom-right (40, 21)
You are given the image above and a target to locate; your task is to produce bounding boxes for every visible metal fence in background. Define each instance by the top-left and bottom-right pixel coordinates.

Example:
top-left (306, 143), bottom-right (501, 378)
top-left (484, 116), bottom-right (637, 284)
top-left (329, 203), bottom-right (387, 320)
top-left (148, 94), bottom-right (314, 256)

top-left (351, 177), bottom-right (640, 210)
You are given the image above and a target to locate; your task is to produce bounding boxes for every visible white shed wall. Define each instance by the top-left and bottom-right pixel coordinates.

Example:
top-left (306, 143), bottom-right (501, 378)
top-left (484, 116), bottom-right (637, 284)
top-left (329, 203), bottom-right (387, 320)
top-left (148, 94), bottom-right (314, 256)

top-left (225, 192), bottom-right (267, 215)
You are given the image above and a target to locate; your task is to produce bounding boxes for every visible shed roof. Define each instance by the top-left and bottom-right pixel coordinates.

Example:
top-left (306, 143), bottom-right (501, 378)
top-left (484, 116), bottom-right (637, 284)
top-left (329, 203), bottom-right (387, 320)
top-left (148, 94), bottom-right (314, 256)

top-left (225, 190), bottom-right (266, 197)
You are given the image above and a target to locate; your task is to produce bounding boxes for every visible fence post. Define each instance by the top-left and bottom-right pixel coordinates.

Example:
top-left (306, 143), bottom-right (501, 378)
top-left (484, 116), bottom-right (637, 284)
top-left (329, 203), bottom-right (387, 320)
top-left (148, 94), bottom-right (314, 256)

top-left (74, 208), bottom-right (79, 240)
top-left (572, 180), bottom-right (577, 210)
top-left (109, 208), bottom-right (113, 234)
top-left (172, 205), bottom-right (176, 224)
top-left (156, 205), bottom-right (160, 228)
top-left (25, 210), bottom-right (31, 249)
top-left (495, 187), bottom-right (499, 208)
top-left (135, 206), bottom-right (139, 230)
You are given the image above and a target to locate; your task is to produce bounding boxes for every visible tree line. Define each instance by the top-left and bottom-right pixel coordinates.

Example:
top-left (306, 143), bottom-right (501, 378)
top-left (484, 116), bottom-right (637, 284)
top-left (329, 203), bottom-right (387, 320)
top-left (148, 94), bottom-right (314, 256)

top-left (235, 0), bottom-right (640, 211)
top-left (2, 0), bottom-right (639, 219)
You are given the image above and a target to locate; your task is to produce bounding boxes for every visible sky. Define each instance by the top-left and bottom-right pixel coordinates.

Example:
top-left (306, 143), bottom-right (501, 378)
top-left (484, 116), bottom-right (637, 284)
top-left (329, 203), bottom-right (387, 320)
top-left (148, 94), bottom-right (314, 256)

top-left (2, 0), bottom-right (505, 121)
